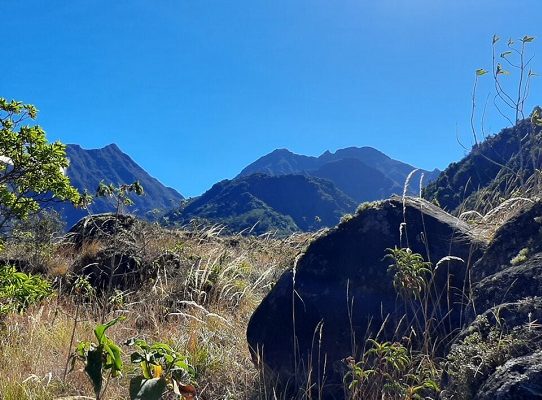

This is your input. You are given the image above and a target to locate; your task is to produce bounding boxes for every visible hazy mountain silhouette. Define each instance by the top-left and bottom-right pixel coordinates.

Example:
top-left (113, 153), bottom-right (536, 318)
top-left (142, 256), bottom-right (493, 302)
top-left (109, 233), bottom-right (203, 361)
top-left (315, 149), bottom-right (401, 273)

top-left (51, 144), bottom-right (184, 228)
top-left (238, 146), bottom-right (439, 202)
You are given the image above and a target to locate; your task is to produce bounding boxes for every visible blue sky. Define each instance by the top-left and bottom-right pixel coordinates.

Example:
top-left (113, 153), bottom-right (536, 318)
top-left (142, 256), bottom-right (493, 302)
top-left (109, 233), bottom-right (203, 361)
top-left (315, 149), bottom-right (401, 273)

top-left (2, 1), bottom-right (541, 197)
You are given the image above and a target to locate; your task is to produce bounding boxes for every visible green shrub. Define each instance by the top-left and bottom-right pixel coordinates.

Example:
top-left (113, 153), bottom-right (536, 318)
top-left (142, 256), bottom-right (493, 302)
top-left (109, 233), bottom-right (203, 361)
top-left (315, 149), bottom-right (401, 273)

top-left (510, 247), bottom-right (529, 265)
top-left (344, 339), bottom-right (440, 400)
top-left (0, 265), bottom-right (53, 315)
top-left (445, 315), bottom-right (533, 399)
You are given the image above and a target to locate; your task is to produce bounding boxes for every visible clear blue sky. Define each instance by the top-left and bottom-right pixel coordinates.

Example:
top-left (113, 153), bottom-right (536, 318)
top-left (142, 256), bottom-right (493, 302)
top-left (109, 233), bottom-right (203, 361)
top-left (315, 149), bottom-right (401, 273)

top-left (2, 1), bottom-right (540, 197)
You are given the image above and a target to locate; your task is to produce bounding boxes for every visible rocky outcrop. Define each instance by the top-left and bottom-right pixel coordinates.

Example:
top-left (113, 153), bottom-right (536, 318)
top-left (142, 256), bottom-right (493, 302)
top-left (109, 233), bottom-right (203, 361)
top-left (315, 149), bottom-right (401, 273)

top-left (441, 200), bottom-right (542, 399)
top-left (65, 213), bottom-right (154, 290)
top-left (444, 297), bottom-right (542, 400)
top-left (470, 201), bottom-right (542, 313)
top-left (247, 197), bottom-right (485, 397)
top-left (476, 351), bottom-right (542, 400)
top-left (65, 213), bottom-right (141, 248)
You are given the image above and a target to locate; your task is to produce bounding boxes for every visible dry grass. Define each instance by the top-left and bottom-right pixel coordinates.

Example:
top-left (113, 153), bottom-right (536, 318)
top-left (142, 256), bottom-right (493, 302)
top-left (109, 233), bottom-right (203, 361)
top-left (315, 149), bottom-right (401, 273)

top-left (0, 224), bottom-right (315, 400)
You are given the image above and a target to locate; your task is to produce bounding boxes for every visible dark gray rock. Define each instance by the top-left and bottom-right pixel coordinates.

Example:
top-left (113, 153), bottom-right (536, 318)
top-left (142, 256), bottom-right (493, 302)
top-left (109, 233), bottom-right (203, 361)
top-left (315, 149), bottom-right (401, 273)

top-left (65, 213), bottom-right (154, 290)
top-left (468, 200), bottom-right (542, 317)
top-left (72, 248), bottom-right (147, 290)
top-left (456, 297), bottom-right (542, 343)
top-left (441, 201), bottom-right (542, 399)
top-left (473, 254), bottom-right (542, 314)
top-left (476, 350), bottom-right (542, 400)
top-left (247, 196), bottom-right (485, 397)
top-left (443, 297), bottom-right (542, 400)
top-left (65, 213), bottom-right (141, 248)
top-left (472, 201), bottom-right (542, 282)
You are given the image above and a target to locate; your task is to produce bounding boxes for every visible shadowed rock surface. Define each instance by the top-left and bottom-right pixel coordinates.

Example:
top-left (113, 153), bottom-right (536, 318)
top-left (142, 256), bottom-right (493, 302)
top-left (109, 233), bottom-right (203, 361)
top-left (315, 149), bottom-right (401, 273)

top-left (476, 350), bottom-right (542, 400)
top-left (65, 213), bottom-right (140, 248)
top-left (247, 197), bottom-right (485, 398)
top-left (65, 213), bottom-right (154, 290)
top-left (441, 201), bottom-right (542, 399)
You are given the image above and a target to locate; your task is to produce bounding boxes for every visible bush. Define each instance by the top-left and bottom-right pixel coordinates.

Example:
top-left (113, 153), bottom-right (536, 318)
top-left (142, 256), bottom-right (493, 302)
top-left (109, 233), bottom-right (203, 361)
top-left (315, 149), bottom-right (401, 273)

top-left (0, 265), bottom-right (53, 315)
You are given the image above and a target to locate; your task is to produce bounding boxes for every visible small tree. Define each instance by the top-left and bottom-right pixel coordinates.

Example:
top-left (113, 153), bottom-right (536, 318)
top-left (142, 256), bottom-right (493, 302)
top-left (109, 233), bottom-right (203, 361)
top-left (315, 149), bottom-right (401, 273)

top-left (0, 98), bottom-right (80, 236)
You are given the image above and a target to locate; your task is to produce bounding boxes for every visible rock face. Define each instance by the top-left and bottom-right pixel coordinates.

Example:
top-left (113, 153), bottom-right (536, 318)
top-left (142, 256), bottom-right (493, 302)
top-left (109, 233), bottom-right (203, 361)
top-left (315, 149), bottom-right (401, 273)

top-left (470, 201), bottom-right (542, 313)
top-left (247, 197), bottom-right (485, 397)
top-left (476, 351), bottom-right (542, 400)
top-left (66, 213), bottom-right (140, 248)
top-left (443, 297), bottom-right (542, 400)
top-left (442, 200), bottom-right (542, 399)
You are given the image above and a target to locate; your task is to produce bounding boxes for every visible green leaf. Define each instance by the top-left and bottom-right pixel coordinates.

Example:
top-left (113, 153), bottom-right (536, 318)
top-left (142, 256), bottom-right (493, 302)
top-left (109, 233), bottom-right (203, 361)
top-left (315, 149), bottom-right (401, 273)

top-left (496, 64), bottom-right (509, 75)
top-left (129, 377), bottom-right (167, 400)
top-left (476, 69), bottom-right (488, 76)
top-left (85, 348), bottom-right (104, 397)
top-left (500, 51), bottom-right (512, 58)
top-left (103, 339), bottom-right (123, 375)
top-left (522, 35), bottom-right (535, 43)
top-left (140, 361), bottom-right (152, 379)
top-left (94, 315), bottom-right (124, 343)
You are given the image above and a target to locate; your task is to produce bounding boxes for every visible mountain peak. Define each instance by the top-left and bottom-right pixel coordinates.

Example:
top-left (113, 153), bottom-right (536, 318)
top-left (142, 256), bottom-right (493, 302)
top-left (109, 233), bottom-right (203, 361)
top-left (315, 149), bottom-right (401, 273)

top-left (271, 148), bottom-right (293, 154)
top-left (237, 145), bottom-right (440, 202)
top-left (103, 143), bottom-right (121, 151)
top-left (54, 143), bottom-right (184, 228)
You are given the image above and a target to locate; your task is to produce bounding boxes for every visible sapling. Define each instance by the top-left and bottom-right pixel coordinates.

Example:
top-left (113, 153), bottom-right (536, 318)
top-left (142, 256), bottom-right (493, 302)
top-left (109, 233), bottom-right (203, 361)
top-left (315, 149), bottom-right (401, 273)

top-left (75, 316), bottom-right (125, 400)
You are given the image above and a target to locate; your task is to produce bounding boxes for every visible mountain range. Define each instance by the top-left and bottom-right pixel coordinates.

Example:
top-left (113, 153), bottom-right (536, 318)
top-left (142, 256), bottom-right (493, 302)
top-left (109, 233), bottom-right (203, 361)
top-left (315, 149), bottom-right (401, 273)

top-left (51, 144), bottom-right (184, 228)
top-left (52, 143), bottom-right (441, 234)
top-left (238, 147), bottom-right (440, 202)
top-left (164, 147), bottom-right (440, 234)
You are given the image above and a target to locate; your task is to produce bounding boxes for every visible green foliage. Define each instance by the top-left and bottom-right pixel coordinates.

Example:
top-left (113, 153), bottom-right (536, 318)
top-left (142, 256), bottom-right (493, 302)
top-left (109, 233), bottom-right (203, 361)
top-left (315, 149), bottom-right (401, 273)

top-left (510, 247), bottom-right (529, 265)
top-left (0, 98), bottom-right (79, 234)
top-left (446, 315), bottom-right (533, 399)
top-left (0, 265), bottom-right (53, 315)
top-left (96, 181), bottom-right (145, 215)
top-left (5, 209), bottom-right (65, 270)
top-left (75, 316), bottom-right (125, 399)
top-left (165, 174), bottom-right (357, 235)
top-left (385, 247), bottom-right (432, 300)
top-left (344, 339), bottom-right (440, 400)
top-left (127, 338), bottom-right (196, 400)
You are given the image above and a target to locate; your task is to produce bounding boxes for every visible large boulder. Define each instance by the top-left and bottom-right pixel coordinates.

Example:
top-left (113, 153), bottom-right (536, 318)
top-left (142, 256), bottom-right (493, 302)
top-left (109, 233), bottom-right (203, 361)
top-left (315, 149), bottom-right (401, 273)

top-left (65, 213), bottom-right (141, 249)
top-left (470, 201), bottom-right (542, 314)
top-left (247, 197), bottom-right (485, 397)
top-left (476, 350), bottom-right (542, 400)
top-left (443, 297), bottom-right (542, 400)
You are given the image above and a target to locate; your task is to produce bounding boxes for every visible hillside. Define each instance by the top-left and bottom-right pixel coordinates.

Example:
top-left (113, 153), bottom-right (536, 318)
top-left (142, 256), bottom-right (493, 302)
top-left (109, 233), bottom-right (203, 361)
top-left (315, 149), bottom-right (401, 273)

top-left (238, 146), bottom-right (440, 202)
top-left (164, 174), bottom-right (357, 235)
top-left (423, 118), bottom-right (541, 213)
top-left (51, 144), bottom-right (184, 228)
top-left (311, 158), bottom-right (397, 201)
